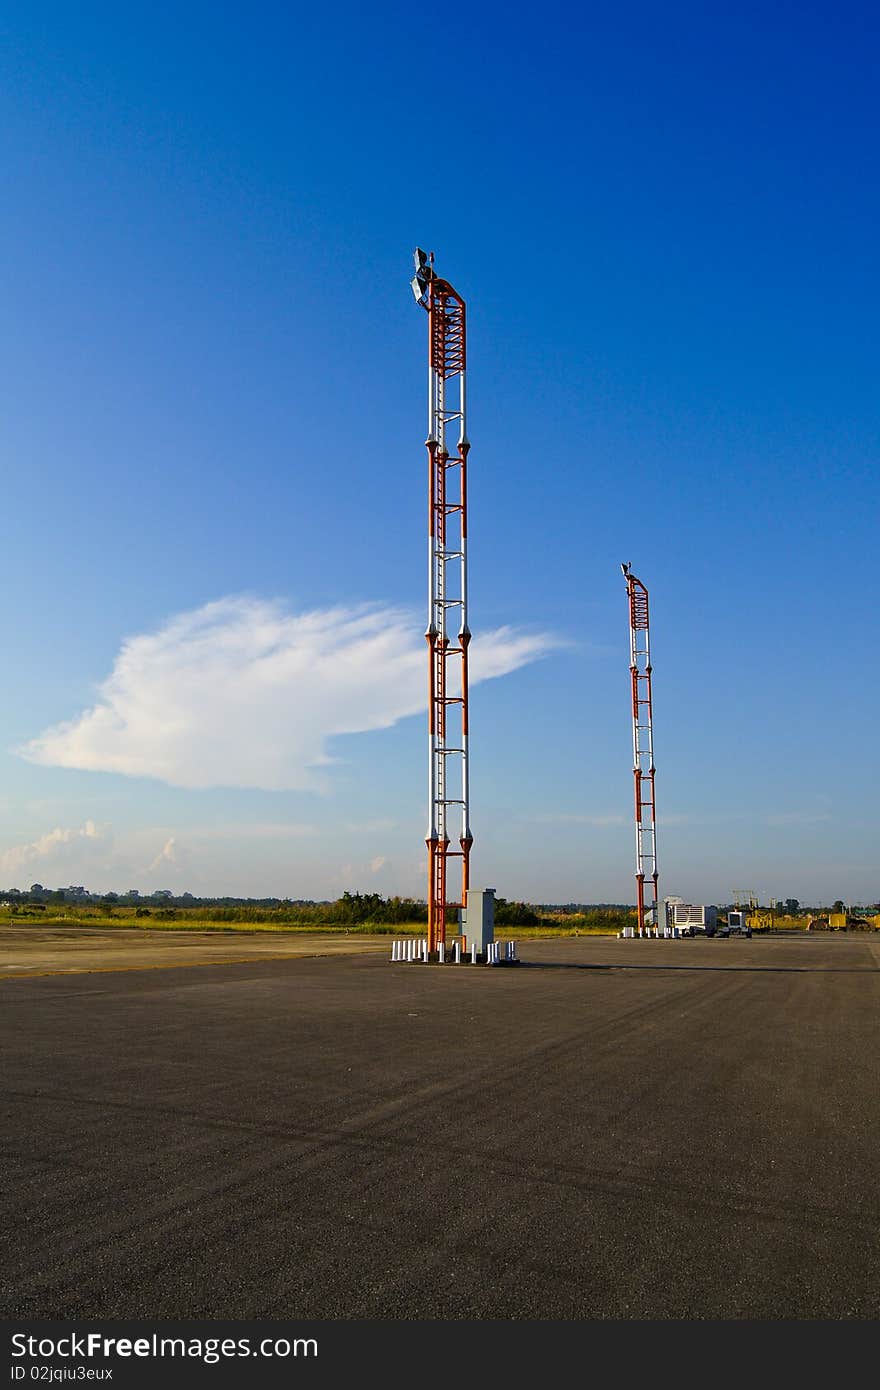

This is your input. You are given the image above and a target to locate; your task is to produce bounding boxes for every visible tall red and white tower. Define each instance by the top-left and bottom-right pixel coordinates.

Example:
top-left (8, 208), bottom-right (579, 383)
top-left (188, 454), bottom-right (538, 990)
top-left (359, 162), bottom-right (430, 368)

top-left (412, 251), bottom-right (471, 953)
top-left (621, 563), bottom-right (658, 933)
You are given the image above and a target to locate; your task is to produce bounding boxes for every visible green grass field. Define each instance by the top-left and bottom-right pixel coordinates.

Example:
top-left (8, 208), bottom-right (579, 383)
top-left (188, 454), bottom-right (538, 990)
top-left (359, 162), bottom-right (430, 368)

top-left (0, 909), bottom-right (621, 938)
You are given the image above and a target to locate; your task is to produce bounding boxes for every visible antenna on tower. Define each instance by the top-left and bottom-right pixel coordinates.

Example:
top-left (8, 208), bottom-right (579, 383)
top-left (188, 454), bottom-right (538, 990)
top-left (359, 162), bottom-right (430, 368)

top-left (622, 564), bottom-right (658, 934)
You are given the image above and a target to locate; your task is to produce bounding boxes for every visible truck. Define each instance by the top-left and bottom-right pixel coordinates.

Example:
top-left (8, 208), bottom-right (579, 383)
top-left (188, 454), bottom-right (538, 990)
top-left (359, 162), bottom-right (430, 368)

top-left (724, 909), bottom-right (752, 938)
top-left (667, 902), bottom-right (718, 937)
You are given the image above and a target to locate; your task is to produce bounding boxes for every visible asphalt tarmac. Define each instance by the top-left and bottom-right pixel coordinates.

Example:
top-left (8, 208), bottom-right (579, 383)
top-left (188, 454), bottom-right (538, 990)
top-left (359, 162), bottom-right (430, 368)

top-left (0, 923), bottom-right (389, 977)
top-left (2, 934), bottom-right (878, 1320)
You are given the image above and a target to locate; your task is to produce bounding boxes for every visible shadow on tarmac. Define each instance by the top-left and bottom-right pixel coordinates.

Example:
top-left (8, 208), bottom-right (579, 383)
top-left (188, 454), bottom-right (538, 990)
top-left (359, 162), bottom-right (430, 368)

top-left (519, 961), bottom-right (878, 974)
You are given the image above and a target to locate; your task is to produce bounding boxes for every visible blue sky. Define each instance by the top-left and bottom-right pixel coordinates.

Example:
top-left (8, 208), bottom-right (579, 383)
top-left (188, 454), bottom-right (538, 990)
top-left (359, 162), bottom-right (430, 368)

top-left (0, 1), bottom-right (876, 905)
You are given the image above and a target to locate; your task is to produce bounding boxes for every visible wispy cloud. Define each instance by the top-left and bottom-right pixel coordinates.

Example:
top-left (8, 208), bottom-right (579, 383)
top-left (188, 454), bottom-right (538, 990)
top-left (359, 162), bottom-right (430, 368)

top-left (191, 823), bottom-right (319, 841)
top-left (147, 836), bottom-right (180, 872)
top-left (532, 812), bottom-right (627, 827)
top-left (0, 819), bottom-right (108, 878)
top-left (763, 810), bottom-right (832, 827)
top-left (18, 598), bottom-right (559, 792)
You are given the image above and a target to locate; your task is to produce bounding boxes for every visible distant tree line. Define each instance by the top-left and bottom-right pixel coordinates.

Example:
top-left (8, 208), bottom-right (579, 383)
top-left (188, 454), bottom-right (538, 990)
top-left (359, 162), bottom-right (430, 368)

top-left (0, 886), bottom-right (428, 924)
top-left (1, 885), bottom-right (876, 925)
top-left (0, 886), bottom-right (639, 932)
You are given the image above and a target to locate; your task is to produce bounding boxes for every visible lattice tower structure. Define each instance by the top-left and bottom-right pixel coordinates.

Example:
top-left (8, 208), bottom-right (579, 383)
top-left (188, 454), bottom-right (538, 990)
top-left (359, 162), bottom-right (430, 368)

top-left (414, 256), bottom-right (471, 952)
top-left (622, 564), bottom-right (658, 933)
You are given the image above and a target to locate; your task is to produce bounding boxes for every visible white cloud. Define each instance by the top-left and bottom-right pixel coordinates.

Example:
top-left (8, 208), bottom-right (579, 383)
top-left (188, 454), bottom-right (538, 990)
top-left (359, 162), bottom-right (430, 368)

top-left (369, 855), bottom-right (387, 874)
top-left (19, 597), bottom-right (558, 792)
top-left (0, 820), bottom-right (108, 879)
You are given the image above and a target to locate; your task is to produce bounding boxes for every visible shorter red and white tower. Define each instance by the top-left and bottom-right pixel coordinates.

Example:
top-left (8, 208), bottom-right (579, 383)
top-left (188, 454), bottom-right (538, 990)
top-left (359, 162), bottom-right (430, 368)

top-left (621, 563), bottom-right (658, 933)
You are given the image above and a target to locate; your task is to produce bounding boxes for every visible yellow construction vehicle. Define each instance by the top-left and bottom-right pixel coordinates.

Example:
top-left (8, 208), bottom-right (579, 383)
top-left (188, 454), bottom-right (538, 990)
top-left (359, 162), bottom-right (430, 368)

top-left (747, 907), bottom-right (774, 932)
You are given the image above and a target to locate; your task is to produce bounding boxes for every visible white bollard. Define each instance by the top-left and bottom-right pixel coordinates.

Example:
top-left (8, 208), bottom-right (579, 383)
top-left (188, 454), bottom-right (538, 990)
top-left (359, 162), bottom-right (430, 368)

top-left (471, 942), bottom-right (477, 964)
top-left (393, 940), bottom-right (399, 961)
top-left (439, 941), bottom-right (445, 964)
top-left (454, 940), bottom-right (461, 964)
